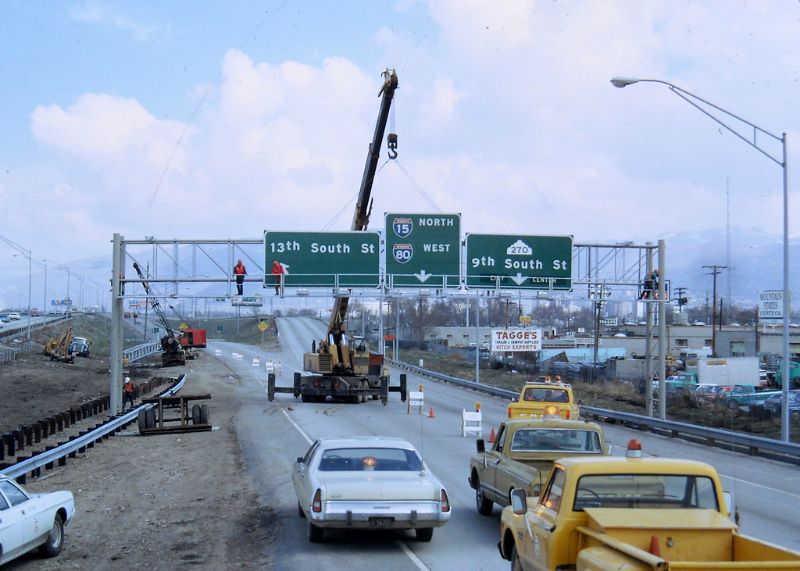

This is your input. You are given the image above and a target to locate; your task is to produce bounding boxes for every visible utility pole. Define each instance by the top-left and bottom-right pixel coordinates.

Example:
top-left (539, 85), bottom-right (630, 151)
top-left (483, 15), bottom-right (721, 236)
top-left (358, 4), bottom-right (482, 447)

top-left (703, 265), bottom-right (727, 357)
top-left (589, 282), bottom-right (611, 383)
top-left (674, 287), bottom-right (687, 313)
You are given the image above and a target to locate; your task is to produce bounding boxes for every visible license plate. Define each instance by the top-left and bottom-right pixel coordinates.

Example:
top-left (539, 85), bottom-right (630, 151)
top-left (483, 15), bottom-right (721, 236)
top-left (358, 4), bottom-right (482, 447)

top-left (368, 517), bottom-right (394, 528)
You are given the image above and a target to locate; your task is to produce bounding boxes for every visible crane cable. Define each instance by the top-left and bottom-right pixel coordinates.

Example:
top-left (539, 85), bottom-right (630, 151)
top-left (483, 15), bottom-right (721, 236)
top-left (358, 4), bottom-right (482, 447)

top-left (320, 159), bottom-right (392, 231)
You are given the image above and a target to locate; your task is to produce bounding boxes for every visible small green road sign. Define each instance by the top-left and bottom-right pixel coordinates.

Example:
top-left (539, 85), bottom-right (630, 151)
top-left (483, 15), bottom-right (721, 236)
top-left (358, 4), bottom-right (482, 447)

top-left (465, 234), bottom-right (572, 290)
top-left (264, 231), bottom-right (380, 287)
top-left (384, 213), bottom-right (461, 288)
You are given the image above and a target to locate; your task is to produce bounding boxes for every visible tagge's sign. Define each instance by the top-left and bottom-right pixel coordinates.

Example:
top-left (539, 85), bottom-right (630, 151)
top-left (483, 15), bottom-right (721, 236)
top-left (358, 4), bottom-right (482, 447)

top-left (491, 328), bottom-right (542, 352)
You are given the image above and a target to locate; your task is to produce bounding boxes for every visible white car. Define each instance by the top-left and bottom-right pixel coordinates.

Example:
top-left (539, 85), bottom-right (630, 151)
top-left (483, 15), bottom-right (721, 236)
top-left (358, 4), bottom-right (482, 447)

top-left (292, 436), bottom-right (451, 543)
top-left (0, 476), bottom-right (75, 565)
top-left (7, 312), bottom-right (21, 321)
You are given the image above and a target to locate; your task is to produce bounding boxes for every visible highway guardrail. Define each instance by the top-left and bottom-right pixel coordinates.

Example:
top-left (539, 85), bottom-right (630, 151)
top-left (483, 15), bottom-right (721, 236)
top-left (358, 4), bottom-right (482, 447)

top-left (123, 341), bottom-right (162, 363)
top-left (391, 360), bottom-right (800, 465)
top-left (0, 374), bottom-right (187, 482)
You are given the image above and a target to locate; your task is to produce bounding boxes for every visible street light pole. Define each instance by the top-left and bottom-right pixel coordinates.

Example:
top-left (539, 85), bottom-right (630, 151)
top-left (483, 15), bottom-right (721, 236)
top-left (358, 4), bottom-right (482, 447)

top-left (611, 76), bottom-right (793, 441)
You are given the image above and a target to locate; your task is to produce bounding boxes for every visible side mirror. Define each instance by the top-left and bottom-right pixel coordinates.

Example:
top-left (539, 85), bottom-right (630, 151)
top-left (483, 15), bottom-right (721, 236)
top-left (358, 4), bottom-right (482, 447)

top-left (296, 457), bottom-right (305, 464)
top-left (476, 439), bottom-right (486, 454)
top-left (723, 491), bottom-right (740, 524)
top-left (510, 488), bottom-right (528, 515)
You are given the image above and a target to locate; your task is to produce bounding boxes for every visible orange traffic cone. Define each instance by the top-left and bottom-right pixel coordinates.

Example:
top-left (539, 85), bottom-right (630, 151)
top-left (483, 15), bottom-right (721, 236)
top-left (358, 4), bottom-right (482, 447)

top-left (428, 406), bottom-right (435, 418)
top-left (648, 535), bottom-right (661, 557)
top-left (489, 427), bottom-right (496, 443)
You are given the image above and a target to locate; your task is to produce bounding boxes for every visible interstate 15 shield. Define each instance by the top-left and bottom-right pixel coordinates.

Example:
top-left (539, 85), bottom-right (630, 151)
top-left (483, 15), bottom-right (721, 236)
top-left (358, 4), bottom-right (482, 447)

top-left (392, 217), bottom-right (413, 238)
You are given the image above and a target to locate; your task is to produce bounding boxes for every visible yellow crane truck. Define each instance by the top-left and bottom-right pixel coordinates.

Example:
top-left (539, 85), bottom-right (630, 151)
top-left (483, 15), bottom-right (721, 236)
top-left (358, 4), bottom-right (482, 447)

top-left (468, 418), bottom-right (608, 516)
top-left (497, 440), bottom-right (800, 570)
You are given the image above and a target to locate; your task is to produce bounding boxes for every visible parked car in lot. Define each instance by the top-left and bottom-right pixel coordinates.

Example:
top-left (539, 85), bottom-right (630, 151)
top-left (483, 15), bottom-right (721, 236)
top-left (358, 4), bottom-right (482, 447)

top-left (292, 436), bottom-right (451, 543)
top-left (764, 390), bottom-right (800, 419)
top-left (0, 476), bottom-right (75, 566)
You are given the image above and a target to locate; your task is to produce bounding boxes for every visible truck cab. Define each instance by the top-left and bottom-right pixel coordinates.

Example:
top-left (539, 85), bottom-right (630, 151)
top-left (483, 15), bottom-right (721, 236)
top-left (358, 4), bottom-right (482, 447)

top-left (507, 381), bottom-right (580, 420)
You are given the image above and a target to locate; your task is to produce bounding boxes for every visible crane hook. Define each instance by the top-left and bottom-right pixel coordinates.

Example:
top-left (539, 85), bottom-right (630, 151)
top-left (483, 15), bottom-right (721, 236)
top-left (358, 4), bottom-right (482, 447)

top-left (387, 132), bottom-right (398, 159)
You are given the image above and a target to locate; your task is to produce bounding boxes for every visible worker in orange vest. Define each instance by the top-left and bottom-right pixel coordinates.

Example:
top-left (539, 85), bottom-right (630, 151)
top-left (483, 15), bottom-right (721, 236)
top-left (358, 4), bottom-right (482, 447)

top-left (233, 259), bottom-right (247, 296)
top-left (271, 260), bottom-right (285, 295)
top-left (122, 377), bottom-right (136, 411)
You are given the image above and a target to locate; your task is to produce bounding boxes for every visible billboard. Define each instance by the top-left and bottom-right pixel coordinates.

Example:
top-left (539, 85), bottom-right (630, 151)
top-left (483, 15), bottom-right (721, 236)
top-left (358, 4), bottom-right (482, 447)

top-left (490, 328), bottom-right (543, 352)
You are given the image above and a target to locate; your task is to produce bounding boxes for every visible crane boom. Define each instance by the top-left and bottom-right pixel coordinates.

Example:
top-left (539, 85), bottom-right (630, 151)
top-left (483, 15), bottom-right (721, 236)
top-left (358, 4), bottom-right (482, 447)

top-left (132, 262), bottom-right (186, 366)
top-left (326, 69), bottom-right (398, 370)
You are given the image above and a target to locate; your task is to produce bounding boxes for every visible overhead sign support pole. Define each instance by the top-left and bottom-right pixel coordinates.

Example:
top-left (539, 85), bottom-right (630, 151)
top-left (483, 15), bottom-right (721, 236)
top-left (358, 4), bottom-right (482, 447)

top-left (110, 233), bottom-right (124, 414)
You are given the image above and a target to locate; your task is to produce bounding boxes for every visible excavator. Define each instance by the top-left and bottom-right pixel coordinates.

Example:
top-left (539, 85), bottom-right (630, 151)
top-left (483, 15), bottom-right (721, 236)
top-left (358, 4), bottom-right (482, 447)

top-left (43, 326), bottom-right (75, 363)
top-left (132, 262), bottom-right (186, 367)
top-left (267, 69), bottom-right (406, 405)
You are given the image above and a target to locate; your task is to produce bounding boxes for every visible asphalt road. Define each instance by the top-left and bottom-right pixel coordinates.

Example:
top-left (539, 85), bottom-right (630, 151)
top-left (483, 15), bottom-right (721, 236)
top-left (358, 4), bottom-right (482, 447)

top-left (207, 316), bottom-right (800, 570)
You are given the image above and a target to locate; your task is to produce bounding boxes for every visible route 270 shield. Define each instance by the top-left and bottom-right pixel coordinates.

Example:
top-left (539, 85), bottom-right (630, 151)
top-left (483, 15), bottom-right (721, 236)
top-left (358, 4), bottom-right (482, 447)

top-left (392, 217), bottom-right (413, 238)
top-left (393, 243), bottom-right (413, 264)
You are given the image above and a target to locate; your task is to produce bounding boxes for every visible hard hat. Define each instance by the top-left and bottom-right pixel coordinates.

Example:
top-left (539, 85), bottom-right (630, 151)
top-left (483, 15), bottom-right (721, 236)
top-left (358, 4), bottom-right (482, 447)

top-left (125, 376), bottom-right (131, 382)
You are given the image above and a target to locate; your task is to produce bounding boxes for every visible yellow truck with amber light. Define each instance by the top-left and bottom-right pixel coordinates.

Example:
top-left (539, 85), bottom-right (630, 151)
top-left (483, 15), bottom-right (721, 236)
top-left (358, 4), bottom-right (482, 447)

top-left (497, 440), bottom-right (800, 570)
top-left (507, 381), bottom-right (580, 420)
top-left (468, 419), bottom-right (608, 516)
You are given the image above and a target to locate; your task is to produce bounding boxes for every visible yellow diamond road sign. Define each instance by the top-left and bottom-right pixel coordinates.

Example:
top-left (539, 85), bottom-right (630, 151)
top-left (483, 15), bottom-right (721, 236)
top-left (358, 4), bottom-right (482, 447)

top-left (258, 321), bottom-right (268, 332)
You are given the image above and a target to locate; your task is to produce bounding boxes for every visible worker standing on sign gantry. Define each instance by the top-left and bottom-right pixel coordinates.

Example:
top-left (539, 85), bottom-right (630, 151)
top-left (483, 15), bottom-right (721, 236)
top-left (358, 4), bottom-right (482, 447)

top-left (271, 260), bottom-right (285, 295)
top-left (233, 259), bottom-right (247, 296)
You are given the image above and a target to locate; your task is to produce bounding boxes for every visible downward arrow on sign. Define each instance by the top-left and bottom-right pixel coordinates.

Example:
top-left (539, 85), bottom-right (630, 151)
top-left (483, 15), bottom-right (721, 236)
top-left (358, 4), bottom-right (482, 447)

top-left (415, 270), bottom-right (432, 283)
top-left (510, 273), bottom-right (527, 285)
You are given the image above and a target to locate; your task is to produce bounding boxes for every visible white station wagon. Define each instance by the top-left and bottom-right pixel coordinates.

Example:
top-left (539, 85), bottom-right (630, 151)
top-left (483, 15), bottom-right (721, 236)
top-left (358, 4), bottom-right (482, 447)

top-left (293, 436), bottom-right (451, 542)
top-left (0, 475), bottom-right (75, 566)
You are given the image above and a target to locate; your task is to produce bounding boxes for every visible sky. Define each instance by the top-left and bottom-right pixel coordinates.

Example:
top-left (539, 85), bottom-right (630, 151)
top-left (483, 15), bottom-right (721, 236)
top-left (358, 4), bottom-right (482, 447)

top-left (1, 0), bottom-right (798, 309)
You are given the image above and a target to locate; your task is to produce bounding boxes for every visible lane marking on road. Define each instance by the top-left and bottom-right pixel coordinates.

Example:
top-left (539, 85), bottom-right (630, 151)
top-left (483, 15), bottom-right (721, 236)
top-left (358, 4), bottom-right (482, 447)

top-left (281, 408), bottom-right (312, 445)
top-left (397, 540), bottom-right (430, 571)
top-left (718, 473), bottom-right (800, 500)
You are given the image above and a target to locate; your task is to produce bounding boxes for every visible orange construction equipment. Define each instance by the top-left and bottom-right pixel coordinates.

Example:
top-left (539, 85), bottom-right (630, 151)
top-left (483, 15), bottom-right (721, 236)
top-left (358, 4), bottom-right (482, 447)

top-left (428, 406), bottom-right (435, 418)
top-left (489, 427), bottom-right (496, 443)
top-left (648, 535), bottom-right (661, 557)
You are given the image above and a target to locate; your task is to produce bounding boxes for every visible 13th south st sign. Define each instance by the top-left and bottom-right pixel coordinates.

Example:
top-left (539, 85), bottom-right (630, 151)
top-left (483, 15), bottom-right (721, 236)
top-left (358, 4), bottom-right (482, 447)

top-left (465, 234), bottom-right (572, 290)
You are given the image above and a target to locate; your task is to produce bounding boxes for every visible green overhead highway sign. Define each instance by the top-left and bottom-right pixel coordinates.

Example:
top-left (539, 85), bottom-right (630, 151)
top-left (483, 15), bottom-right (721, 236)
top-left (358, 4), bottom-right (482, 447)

top-left (465, 234), bottom-right (572, 290)
top-left (384, 213), bottom-right (461, 288)
top-left (264, 231), bottom-right (380, 287)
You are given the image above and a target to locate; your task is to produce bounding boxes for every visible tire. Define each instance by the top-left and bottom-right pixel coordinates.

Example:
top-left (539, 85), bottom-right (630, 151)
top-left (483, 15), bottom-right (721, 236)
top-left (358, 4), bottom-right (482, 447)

top-left (293, 373), bottom-right (302, 399)
top-left (267, 374), bottom-right (276, 402)
top-left (200, 404), bottom-right (209, 425)
top-left (301, 393), bottom-right (311, 403)
top-left (137, 410), bottom-right (148, 432)
top-left (39, 513), bottom-right (64, 557)
top-left (307, 520), bottom-right (324, 543)
top-left (510, 544), bottom-right (523, 571)
top-left (191, 404), bottom-right (201, 425)
top-left (298, 502), bottom-right (305, 518)
top-left (475, 485), bottom-right (493, 516)
top-left (145, 409), bottom-right (156, 429)
top-left (415, 527), bottom-right (433, 542)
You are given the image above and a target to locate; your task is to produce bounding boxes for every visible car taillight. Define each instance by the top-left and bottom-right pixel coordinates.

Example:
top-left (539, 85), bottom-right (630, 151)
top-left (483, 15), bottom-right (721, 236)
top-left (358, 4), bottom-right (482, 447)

top-left (440, 489), bottom-right (450, 513)
top-left (565, 409), bottom-right (570, 419)
top-left (312, 489), bottom-right (322, 512)
top-left (507, 406), bottom-right (512, 418)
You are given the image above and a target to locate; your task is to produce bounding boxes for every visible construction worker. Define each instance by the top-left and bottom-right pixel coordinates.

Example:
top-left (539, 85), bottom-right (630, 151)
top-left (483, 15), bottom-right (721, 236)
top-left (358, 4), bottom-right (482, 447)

top-left (271, 259), bottom-right (285, 295)
top-left (233, 259), bottom-right (247, 296)
top-left (122, 377), bottom-right (136, 411)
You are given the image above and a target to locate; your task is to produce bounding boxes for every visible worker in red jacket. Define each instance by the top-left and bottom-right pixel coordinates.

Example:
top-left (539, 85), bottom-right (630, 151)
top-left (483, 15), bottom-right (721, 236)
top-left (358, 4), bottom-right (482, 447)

top-left (122, 377), bottom-right (136, 411)
top-left (233, 259), bottom-right (247, 296)
top-left (271, 260), bottom-right (284, 295)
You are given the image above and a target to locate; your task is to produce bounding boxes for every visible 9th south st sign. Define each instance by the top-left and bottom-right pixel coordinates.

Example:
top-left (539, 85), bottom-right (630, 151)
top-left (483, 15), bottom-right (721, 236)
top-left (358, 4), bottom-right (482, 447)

top-left (465, 234), bottom-right (572, 290)
top-left (263, 231), bottom-right (380, 287)
top-left (384, 213), bottom-right (460, 288)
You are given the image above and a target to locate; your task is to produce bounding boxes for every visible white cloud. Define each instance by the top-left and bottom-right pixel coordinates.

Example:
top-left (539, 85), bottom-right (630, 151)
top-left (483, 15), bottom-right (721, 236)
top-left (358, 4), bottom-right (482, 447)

top-left (70, 2), bottom-right (167, 43)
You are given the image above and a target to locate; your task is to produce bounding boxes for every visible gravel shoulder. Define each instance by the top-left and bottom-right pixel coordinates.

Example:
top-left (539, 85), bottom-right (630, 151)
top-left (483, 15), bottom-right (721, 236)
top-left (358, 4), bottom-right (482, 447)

top-left (5, 353), bottom-right (276, 571)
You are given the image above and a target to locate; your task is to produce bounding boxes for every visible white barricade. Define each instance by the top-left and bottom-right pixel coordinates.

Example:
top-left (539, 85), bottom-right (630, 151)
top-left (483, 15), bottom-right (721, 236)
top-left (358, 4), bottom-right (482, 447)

top-left (252, 357), bottom-right (260, 366)
top-left (214, 349), bottom-right (222, 356)
top-left (232, 352), bottom-right (243, 360)
top-left (407, 391), bottom-right (424, 415)
top-left (461, 409), bottom-right (482, 437)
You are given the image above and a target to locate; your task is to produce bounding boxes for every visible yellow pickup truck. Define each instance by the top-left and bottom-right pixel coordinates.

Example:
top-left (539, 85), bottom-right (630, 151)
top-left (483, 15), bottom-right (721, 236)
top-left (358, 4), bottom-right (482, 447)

top-left (498, 440), bottom-right (800, 570)
top-left (468, 419), bottom-right (607, 516)
top-left (507, 381), bottom-right (580, 420)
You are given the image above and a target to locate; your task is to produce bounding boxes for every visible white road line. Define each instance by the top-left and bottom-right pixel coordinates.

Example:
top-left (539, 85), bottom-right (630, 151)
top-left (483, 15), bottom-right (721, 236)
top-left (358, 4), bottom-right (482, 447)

top-left (280, 407), bottom-right (430, 570)
top-left (397, 540), bottom-right (431, 571)
top-left (281, 408), bottom-right (312, 445)
top-left (718, 473), bottom-right (800, 500)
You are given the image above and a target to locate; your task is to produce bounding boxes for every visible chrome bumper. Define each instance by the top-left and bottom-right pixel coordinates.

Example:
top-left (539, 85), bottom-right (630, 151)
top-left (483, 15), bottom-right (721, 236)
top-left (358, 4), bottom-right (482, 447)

top-left (309, 500), bottom-right (451, 529)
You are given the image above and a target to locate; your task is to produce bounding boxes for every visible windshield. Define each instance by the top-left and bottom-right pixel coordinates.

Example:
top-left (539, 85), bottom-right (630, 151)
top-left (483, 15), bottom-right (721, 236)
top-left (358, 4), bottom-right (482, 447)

top-left (318, 447), bottom-right (423, 472)
top-left (573, 474), bottom-right (719, 511)
top-left (510, 429), bottom-right (602, 453)
top-left (523, 387), bottom-right (570, 403)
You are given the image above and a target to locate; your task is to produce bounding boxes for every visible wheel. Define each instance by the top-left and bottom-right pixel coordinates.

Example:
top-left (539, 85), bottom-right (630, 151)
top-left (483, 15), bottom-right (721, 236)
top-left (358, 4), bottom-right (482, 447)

top-left (267, 374), bottom-right (276, 401)
top-left (475, 485), bottom-right (493, 516)
top-left (298, 502), bottom-right (305, 518)
top-left (191, 405), bottom-right (201, 425)
top-left (415, 527), bottom-right (433, 542)
top-left (307, 520), bottom-right (324, 543)
top-left (359, 381), bottom-right (367, 403)
top-left (145, 409), bottom-right (156, 429)
top-left (200, 404), bottom-right (209, 424)
top-left (39, 513), bottom-right (64, 557)
top-left (510, 544), bottom-right (523, 571)
top-left (293, 373), bottom-right (302, 398)
top-left (137, 410), bottom-right (148, 432)
top-left (301, 394), bottom-right (311, 403)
